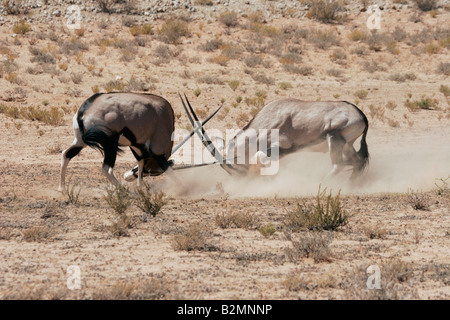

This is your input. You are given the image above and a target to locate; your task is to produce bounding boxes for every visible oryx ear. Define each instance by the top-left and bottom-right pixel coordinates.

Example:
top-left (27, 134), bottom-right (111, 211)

top-left (211, 137), bottom-right (224, 153)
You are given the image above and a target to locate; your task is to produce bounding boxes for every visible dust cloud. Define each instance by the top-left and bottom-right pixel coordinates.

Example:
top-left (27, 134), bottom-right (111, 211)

top-left (163, 137), bottom-right (450, 198)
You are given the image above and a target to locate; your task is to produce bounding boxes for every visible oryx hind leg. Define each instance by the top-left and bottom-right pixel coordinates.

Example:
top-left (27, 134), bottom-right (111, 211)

top-left (342, 141), bottom-right (363, 180)
top-left (59, 143), bottom-right (85, 191)
top-left (325, 132), bottom-right (346, 178)
top-left (101, 136), bottom-right (120, 186)
top-left (59, 116), bottom-right (86, 192)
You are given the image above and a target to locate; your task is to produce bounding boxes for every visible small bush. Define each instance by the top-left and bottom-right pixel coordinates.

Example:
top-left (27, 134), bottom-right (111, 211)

top-left (363, 225), bottom-right (387, 239)
top-left (362, 60), bottom-right (386, 73)
top-left (22, 226), bottom-right (52, 242)
top-left (348, 30), bottom-right (366, 42)
top-left (425, 41), bottom-right (441, 54)
top-left (309, 29), bottom-right (340, 50)
top-left (439, 85), bottom-right (450, 97)
top-left (210, 54), bottom-right (230, 66)
top-left (215, 212), bottom-right (259, 230)
top-left (29, 47), bottom-right (56, 64)
top-left (63, 178), bottom-right (81, 206)
top-left (365, 32), bottom-right (384, 52)
top-left (129, 24), bottom-right (153, 37)
top-left (327, 68), bottom-right (343, 77)
top-left (252, 73), bottom-right (275, 85)
top-left (195, 0), bottom-right (213, 5)
top-left (135, 182), bottom-right (167, 219)
top-left (436, 62), bottom-right (450, 76)
top-left (306, 0), bottom-right (343, 23)
top-left (413, 0), bottom-right (438, 11)
top-left (74, 28), bottom-right (86, 37)
top-left (388, 73), bottom-right (417, 82)
top-left (405, 96), bottom-right (439, 111)
top-left (104, 184), bottom-right (131, 216)
top-left (259, 223), bottom-right (276, 238)
top-left (354, 90), bottom-right (368, 100)
top-left (279, 82), bottom-right (293, 90)
top-left (171, 223), bottom-right (213, 251)
top-left (244, 54), bottom-right (263, 68)
top-left (408, 190), bottom-right (430, 210)
top-left (12, 20), bottom-right (31, 34)
top-left (104, 80), bottom-right (125, 92)
top-left (91, 276), bottom-right (176, 300)
top-left (198, 38), bottom-right (223, 52)
top-left (434, 176), bottom-right (450, 196)
top-left (227, 80), bottom-right (240, 91)
top-left (285, 231), bottom-right (333, 263)
top-left (284, 187), bottom-right (350, 231)
top-left (158, 19), bottom-right (189, 45)
top-left (219, 10), bottom-right (239, 27)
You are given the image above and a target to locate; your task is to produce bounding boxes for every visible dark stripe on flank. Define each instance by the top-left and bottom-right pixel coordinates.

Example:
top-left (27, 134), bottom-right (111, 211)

top-left (77, 93), bottom-right (103, 134)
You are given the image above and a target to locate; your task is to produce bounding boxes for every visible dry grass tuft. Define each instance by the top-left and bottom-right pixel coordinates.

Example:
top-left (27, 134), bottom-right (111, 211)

top-left (284, 187), bottom-right (350, 231)
top-left (171, 223), bottom-right (216, 251)
top-left (135, 182), bottom-right (167, 219)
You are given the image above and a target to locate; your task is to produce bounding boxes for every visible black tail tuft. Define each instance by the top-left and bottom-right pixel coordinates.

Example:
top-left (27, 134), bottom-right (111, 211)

top-left (357, 118), bottom-right (369, 172)
top-left (81, 126), bottom-right (121, 155)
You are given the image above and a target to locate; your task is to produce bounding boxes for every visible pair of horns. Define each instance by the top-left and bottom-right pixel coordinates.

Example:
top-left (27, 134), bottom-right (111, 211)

top-left (170, 94), bottom-right (223, 170)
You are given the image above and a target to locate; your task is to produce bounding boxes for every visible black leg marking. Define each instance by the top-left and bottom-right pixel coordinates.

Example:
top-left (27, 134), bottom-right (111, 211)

top-left (153, 154), bottom-right (171, 172)
top-left (102, 135), bottom-right (119, 168)
top-left (66, 146), bottom-right (83, 159)
top-left (121, 127), bottom-right (137, 145)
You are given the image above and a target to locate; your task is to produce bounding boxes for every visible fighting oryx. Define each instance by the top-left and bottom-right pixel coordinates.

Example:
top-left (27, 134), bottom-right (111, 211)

top-left (59, 92), bottom-right (174, 191)
top-left (123, 96), bottom-right (369, 182)
top-left (218, 99), bottom-right (369, 179)
top-left (59, 92), bottom-right (221, 191)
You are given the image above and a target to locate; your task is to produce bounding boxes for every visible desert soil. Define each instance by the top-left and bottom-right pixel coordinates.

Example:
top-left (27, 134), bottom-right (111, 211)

top-left (0, 0), bottom-right (449, 299)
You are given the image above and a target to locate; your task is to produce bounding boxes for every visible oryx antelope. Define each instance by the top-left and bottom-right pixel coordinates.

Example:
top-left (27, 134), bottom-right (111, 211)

top-left (220, 99), bottom-right (369, 179)
top-left (59, 92), bottom-right (175, 191)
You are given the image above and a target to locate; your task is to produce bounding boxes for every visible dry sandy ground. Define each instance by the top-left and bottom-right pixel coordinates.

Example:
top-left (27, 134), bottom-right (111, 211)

top-left (0, 2), bottom-right (449, 299)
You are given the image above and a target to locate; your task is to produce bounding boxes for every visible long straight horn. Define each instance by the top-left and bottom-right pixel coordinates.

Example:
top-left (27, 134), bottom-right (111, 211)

top-left (180, 94), bottom-right (223, 162)
top-left (171, 103), bottom-right (222, 156)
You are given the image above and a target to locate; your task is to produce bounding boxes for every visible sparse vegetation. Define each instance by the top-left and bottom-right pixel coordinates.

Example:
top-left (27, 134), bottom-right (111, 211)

top-left (135, 182), bottom-right (167, 219)
top-left (408, 190), bottom-right (430, 211)
top-left (284, 187), bottom-right (350, 232)
top-left (439, 85), bottom-right (450, 97)
top-left (12, 20), bottom-right (31, 34)
top-left (284, 231), bottom-right (333, 263)
top-left (413, 0), bottom-right (438, 11)
top-left (219, 10), bottom-right (239, 27)
top-left (0, 104), bottom-right (65, 126)
top-left (171, 223), bottom-right (214, 251)
top-left (22, 226), bottom-right (52, 242)
top-left (436, 62), bottom-right (450, 76)
top-left (354, 90), bottom-right (368, 100)
top-left (259, 223), bottom-right (276, 237)
top-left (0, 2), bottom-right (448, 301)
top-left (306, 0), bottom-right (344, 23)
top-left (158, 19), bottom-right (189, 45)
top-left (405, 96), bottom-right (439, 111)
